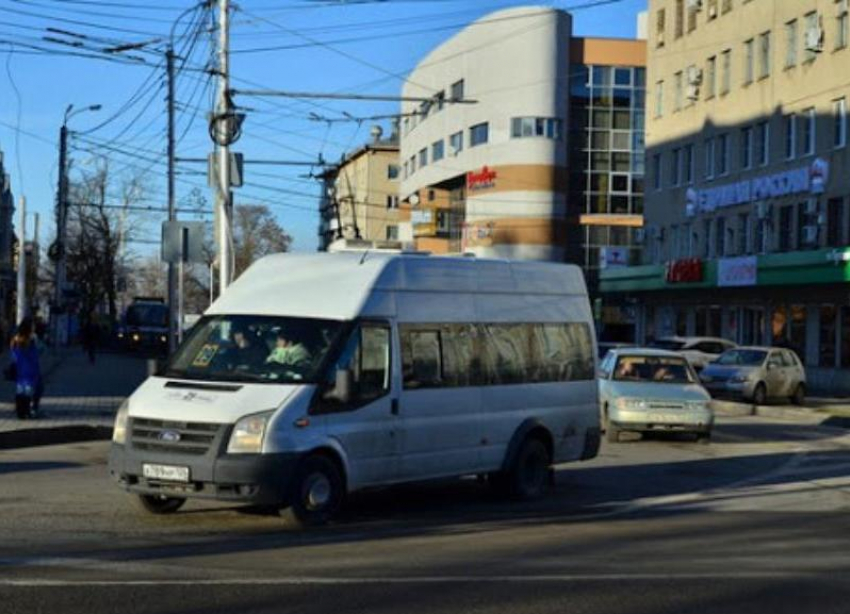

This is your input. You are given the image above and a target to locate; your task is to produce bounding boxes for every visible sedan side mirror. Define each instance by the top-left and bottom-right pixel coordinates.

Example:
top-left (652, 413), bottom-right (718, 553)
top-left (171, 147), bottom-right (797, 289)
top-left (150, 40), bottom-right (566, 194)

top-left (324, 368), bottom-right (353, 404)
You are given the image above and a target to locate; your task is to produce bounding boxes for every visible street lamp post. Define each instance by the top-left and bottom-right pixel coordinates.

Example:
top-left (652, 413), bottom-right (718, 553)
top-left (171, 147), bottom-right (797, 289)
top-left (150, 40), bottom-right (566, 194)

top-left (52, 103), bottom-right (101, 346)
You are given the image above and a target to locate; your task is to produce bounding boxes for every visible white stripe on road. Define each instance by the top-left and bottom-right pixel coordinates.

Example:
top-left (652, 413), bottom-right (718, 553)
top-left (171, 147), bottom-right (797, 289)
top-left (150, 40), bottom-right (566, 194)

top-left (0, 572), bottom-right (810, 587)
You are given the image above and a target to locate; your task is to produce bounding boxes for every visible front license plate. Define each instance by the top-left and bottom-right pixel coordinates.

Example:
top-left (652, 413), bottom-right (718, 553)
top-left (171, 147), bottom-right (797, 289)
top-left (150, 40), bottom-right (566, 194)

top-left (142, 463), bottom-right (190, 483)
top-left (648, 414), bottom-right (681, 424)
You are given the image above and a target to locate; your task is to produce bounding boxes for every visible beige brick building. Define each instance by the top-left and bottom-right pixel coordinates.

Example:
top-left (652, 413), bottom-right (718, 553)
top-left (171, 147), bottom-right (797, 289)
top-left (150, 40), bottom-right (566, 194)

top-left (318, 133), bottom-right (401, 249)
top-left (601, 0), bottom-right (850, 391)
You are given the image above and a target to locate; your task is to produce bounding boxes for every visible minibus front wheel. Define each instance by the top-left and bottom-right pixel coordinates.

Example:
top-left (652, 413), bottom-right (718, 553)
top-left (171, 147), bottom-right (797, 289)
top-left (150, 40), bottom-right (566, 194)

top-left (280, 454), bottom-right (345, 527)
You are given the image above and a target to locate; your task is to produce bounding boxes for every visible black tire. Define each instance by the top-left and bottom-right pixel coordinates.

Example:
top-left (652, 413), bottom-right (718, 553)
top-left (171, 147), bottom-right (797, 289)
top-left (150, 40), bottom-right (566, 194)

top-left (281, 454), bottom-right (345, 527)
top-left (696, 431), bottom-right (712, 445)
top-left (752, 382), bottom-right (767, 406)
top-left (506, 437), bottom-right (551, 501)
top-left (791, 383), bottom-right (806, 406)
top-left (133, 494), bottom-right (186, 515)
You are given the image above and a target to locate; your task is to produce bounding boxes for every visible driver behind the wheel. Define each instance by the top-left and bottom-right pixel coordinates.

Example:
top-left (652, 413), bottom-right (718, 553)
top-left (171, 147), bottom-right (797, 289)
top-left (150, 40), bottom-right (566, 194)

top-left (266, 329), bottom-right (311, 369)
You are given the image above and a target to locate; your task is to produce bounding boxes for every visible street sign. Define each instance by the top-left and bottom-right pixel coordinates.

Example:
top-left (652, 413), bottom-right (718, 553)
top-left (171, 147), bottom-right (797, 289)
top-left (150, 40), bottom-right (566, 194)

top-left (161, 221), bottom-right (206, 264)
top-left (207, 152), bottom-right (244, 188)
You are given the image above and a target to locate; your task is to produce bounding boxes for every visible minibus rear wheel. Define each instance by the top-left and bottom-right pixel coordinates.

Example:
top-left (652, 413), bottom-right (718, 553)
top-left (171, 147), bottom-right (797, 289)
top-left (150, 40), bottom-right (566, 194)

top-left (281, 454), bottom-right (345, 527)
top-left (133, 494), bottom-right (186, 515)
top-left (507, 437), bottom-right (551, 501)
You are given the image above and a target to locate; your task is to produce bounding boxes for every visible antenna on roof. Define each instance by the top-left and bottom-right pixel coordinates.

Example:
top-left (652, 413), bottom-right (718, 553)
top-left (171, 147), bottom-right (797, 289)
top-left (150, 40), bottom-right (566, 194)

top-left (359, 249), bottom-right (370, 265)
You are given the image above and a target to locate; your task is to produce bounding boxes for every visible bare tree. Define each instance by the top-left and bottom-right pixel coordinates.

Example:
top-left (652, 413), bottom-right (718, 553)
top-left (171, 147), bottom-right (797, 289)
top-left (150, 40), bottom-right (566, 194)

top-left (232, 204), bottom-right (292, 280)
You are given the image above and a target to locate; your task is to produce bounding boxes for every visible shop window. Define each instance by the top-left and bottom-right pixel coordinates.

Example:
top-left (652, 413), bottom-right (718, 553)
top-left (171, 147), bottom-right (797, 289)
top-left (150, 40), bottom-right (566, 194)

top-left (790, 305), bottom-right (806, 363)
top-left (778, 206), bottom-right (793, 252)
top-left (841, 307), bottom-right (850, 368)
top-left (827, 198), bottom-right (843, 247)
top-left (771, 305), bottom-right (788, 345)
top-left (821, 305), bottom-right (837, 368)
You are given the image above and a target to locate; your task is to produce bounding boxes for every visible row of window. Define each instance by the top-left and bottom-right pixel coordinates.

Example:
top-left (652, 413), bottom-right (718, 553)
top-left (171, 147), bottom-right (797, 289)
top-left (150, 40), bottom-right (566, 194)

top-left (401, 79), bottom-right (465, 137)
top-left (653, 98), bottom-right (848, 190)
top-left (658, 0), bottom-right (737, 45)
top-left (400, 322), bottom-right (595, 389)
top-left (650, 195), bottom-right (850, 263)
top-left (656, 7), bottom-right (849, 117)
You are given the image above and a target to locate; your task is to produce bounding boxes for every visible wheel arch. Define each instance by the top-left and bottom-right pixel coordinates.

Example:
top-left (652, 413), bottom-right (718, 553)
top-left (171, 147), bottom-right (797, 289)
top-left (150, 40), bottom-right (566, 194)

top-left (501, 419), bottom-right (554, 473)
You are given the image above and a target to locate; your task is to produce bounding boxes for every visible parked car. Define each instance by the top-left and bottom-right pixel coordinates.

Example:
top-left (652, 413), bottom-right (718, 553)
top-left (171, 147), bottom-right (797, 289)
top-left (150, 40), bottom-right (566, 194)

top-left (598, 348), bottom-right (713, 443)
top-left (699, 346), bottom-right (806, 405)
top-left (649, 336), bottom-right (737, 371)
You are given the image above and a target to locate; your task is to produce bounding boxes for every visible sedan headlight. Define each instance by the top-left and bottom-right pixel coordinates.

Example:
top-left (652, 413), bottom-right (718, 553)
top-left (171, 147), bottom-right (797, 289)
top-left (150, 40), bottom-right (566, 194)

top-left (685, 400), bottom-right (709, 411)
top-left (227, 411), bottom-right (273, 454)
top-left (112, 399), bottom-right (129, 444)
top-left (729, 374), bottom-right (750, 383)
top-left (615, 397), bottom-right (648, 410)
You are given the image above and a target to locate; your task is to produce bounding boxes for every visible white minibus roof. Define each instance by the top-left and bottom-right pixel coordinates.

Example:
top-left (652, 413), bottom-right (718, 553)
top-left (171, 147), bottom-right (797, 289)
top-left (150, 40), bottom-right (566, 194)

top-left (207, 252), bottom-right (588, 321)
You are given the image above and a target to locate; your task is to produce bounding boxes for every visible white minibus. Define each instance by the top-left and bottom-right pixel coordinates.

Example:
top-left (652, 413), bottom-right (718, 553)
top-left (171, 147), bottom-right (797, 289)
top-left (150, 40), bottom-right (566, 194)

top-left (108, 252), bottom-right (600, 524)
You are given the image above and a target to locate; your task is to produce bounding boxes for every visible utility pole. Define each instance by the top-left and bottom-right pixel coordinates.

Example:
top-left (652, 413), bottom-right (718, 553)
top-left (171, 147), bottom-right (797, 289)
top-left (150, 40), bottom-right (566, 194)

top-left (216, 0), bottom-right (232, 297)
top-left (16, 196), bottom-right (26, 325)
top-left (166, 46), bottom-right (178, 353)
top-left (52, 121), bottom-right (68, 346)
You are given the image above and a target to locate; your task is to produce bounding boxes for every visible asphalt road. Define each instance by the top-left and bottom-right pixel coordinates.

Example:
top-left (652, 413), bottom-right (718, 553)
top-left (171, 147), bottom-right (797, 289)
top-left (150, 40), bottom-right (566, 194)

top-left (1, 412), bottom-right (848, 614)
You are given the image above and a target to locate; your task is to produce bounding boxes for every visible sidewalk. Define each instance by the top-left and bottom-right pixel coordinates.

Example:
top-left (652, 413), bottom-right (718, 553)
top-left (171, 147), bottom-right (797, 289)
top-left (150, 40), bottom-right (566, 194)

top-left (0, 348), bottom-right (149, 449)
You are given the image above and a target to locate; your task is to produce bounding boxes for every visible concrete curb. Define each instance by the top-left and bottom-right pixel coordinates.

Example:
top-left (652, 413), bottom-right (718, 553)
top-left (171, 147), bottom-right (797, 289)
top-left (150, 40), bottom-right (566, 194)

top-left (712, 399), bottom-right (849, 426)
top-left (0, 425), bottom-right (112, 450)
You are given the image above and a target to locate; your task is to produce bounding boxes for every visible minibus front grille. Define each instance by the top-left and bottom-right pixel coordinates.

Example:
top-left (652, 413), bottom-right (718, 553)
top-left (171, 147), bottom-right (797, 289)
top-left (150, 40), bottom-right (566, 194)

top-left (130, 418), bottom-right (222, 455)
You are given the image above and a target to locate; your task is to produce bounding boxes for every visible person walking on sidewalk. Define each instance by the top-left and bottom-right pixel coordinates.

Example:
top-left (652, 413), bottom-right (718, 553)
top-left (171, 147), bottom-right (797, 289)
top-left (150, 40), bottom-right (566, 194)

top-left (10, 318), bottom-right (42, 419)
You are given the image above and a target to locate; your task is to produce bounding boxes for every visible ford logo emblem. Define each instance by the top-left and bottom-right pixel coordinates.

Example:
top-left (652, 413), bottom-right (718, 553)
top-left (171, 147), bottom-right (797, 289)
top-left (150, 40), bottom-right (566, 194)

top-left (158, 430), bottom-right (181, 443)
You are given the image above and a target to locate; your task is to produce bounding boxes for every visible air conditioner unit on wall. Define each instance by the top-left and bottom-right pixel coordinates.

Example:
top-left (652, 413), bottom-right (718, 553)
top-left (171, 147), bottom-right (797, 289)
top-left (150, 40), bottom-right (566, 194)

top-left (803, 225), bottom-right (819, 244)
top-left (838, 0), bottom-right (849, 15)
top-left (687, 67), bottom-right (703, 85)
top-left (708, 4), bottom-right (717, 18)
top-left (687, 0), bottom-right (703, 11)
top-left (686, 84), bottom-right (700, 100)
top-left (805, 22), bottom-right (824, 52)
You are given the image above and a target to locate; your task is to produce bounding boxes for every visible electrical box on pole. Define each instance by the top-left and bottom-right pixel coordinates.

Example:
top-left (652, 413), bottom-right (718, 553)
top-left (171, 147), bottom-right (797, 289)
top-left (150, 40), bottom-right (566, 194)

top-left (207, 152), bottom-right (244, 188)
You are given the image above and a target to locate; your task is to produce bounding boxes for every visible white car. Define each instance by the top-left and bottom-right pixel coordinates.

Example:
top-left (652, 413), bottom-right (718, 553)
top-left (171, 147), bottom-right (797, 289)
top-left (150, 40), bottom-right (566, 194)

top-left (649, 336), bottom-right (736, 371)
top-left (598, 348), bottom-right (714, 443)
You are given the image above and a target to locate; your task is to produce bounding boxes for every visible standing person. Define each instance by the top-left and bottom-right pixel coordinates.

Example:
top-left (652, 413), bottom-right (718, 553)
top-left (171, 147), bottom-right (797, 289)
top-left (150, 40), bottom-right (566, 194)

top-left (10, 318), bottom-right (42, 419)
top-left (81, 317), bottom-right (98, 364)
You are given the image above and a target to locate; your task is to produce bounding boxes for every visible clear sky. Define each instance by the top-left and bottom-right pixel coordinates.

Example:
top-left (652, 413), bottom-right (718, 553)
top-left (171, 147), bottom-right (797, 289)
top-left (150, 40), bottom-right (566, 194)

top-left (0, 0), bottom-right (646, 255)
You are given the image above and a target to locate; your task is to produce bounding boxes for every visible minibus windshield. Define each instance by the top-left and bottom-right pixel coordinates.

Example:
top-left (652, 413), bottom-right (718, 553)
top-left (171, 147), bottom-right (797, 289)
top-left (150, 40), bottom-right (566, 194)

top-left (162, 315), bottom-right (345, 384)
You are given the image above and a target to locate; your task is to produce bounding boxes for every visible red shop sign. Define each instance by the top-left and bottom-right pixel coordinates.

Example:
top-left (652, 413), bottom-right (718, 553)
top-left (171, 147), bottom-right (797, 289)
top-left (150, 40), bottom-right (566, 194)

top-left (467, 166), bottom-right (497, 190)
top-left (666, 258), bottom-right (704, 283)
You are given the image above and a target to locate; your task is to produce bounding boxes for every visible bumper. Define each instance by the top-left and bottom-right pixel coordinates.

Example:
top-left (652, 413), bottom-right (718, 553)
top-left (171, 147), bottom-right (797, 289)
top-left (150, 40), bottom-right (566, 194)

top-left (108, 444), bottom-right (299, 506)
top-left (703, 380), bottom-right (755, 400)
top-left (609, 408), bottom-right (713, 434)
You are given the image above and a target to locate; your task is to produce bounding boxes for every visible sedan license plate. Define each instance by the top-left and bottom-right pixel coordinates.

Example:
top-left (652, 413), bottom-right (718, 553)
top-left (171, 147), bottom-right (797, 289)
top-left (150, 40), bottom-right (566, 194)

top-left (648, 413), bottom-right (681, 424)
top-left (142, 463), bottom-right (190, 483)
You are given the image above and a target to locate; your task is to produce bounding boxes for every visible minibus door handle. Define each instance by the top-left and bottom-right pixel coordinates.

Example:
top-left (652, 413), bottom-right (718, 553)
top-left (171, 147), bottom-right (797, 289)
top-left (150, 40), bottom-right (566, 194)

top-left (391, 399), bottom-right (399, 416)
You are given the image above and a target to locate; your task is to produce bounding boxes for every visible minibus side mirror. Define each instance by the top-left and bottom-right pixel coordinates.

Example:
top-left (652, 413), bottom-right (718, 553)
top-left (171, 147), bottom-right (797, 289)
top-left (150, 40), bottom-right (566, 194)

top-left (324, 368), bottom-right (353, 404)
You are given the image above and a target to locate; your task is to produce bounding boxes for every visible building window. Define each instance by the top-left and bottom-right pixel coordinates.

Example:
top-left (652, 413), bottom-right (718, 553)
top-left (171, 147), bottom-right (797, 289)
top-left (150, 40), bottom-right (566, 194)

top-left (409, 155), bottom-right (416, 174)
top-left (738, 212), bottom-right (751, 254)
top-left (838, 4), bottom-right (849, 50)
top-left (703, 218), bottom-right (712, 259)
top-left (785, 20), bottom-right (798, 67)
top-left (385, 225), bottom-right (399, 241)
top-left (718, 133), bottom-right (730, 175)
top-left (756, 120), bottom-right (770, 165)
top-left (418, 148), bottom-right (428, 168)
top-left (722, 0), bottom-right (732, 15)
top-left (785, 114), bottom-right (797, 160)
top-left (386, 195), bottom-right (399, 210)
top-left (654, 80), bottom-right (664, 118)
top-left (684, 144), bottom-right (694, 184)
top-left (721, 49), bottom-right (731, 95)
top-left (387, 164), bottom-right (399, 180)
top-left (740, 126), bottom-right (753, 170)
top-left (653, 153), bottom-right (662, 190)
top-left (675, 0), bottom-right (684, 39)
top-left (827, 197), bottom-right (844, 247)
top-left (779, 205), bottom-right (794, 252)
top-left (431, 139), bottom-right (444, 162)
top-left (716, 217), bottom-right (727, 256)
top-left (835, 98), bottom-right (847, 148)
top-left (804, 12), bottom-right (819, 62)
top-left (705, 137), bottom-right (716, 179)
top-left (656, 8), bottom-right (666, 47)
top-left (759, 31), bottom-right (771, 78)
top-left (802, 108), bottom-right (816, 155)
top-left (449, 131), bottom-right (463, 155)
top-left (450, 79), bottom-right (464, 101)
top-left (435, 90), bottom-right (445, 112)
top-left (511, 117), bottom-right (562, 139)
top-left (674, 71), bottom-right (683, 111)
top-left (744, 38), bottom-right (755, 84)
top-left (469, 122), bottom-right (489, 147)
top-left (706, 56), bottom-right (717, 99)
top-left (670, 148), bottom-right (681, 187)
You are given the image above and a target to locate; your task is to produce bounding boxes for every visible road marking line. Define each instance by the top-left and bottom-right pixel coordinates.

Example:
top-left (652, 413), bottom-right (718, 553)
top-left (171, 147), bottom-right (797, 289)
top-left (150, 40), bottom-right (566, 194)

top-left (0, 572), bottom-right (811, 587)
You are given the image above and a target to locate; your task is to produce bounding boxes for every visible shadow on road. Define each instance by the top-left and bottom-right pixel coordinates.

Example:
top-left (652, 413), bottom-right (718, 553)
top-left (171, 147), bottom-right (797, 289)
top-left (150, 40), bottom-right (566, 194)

top-left (0, 461), bottom-right (81, 475)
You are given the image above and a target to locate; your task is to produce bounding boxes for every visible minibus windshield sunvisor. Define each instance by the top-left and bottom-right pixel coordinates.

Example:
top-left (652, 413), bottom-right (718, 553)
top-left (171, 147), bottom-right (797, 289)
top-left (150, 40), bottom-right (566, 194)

top-left (162, 315), bottom-right (345, 385)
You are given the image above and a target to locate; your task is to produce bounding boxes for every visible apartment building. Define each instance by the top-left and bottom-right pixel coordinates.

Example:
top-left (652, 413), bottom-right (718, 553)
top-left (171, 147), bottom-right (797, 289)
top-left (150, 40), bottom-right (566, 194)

top-left (600, 0), bottom-right (850, 391)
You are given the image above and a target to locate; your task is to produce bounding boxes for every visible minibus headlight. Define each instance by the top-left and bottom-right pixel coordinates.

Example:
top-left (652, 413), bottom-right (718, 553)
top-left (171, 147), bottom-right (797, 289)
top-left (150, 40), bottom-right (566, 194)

top-left (227, 411), bottom-right (273, 454)
top-left (112, 400), bottom-right (130, 444)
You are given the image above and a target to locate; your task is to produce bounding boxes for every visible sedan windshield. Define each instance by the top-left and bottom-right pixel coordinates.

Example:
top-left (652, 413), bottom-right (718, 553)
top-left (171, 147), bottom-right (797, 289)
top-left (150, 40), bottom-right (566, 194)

top-left (162, 315), bottom-right (345, 384)
top-left (715, 349), bottom-right (767, 367)
top-left (613, 355), bottom-right (696, 384)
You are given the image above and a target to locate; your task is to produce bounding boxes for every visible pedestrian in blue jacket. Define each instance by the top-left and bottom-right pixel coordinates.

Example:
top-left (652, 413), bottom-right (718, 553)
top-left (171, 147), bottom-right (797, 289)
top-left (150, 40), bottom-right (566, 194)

top-left (11, 318), bottom-right (42, 419)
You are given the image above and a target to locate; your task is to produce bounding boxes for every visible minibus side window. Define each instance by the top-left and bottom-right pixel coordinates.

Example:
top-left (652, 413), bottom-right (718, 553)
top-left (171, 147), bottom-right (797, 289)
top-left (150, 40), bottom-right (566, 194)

top-left (401, 329), bottom-right (443, 389)
top-left (316, 322), bottom-right (390, 413)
